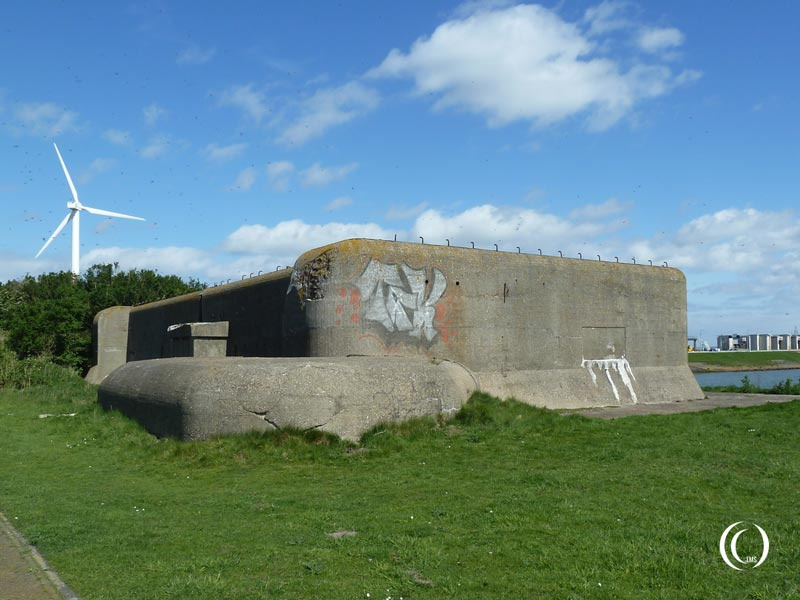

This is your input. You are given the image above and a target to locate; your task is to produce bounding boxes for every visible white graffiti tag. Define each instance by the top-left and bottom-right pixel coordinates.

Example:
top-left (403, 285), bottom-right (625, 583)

top-left (355, 259), bottom-right (446, 342)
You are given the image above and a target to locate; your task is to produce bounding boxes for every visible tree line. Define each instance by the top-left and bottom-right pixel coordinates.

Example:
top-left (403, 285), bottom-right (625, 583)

top-left (0, 264), bottom-right (205, 373)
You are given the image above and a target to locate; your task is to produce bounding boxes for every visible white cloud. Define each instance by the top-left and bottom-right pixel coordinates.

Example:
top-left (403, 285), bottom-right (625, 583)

top-left (94, 219), bottom-right (115, 234)
top-left (219, 84), bottom-right (269, 123)
top-left (103, 129), bottom-right (132, 146)
top-left (82, 246), bottom-right (214, 276)
top-left (583, 1), bottom-right (631, 36)
top-left (371, 4), bottom-right (696, 131)
top-left (74, 245), bottom-right (279, 282)
top-left (228, 167), bottom-right (258, 192)
top-left (325, 196), bottom-right (353, 211)
top-left (628, 208), bottom-right (800, 273)
top-left (222, 219), bottom-right (392, 255)
top-left (15, 102), bottom-right (79, 136)
top-left (411, 203), bottom-right (623, 251)
top-left (569, 198), bottom-right (631, 220)
top-left (266, 160), bottom-right (295, 191)
top-left (278, 81), bottom-right (379, 145)
top-left (624, 207), bottom-right (800, 336)
top-left (143, 103), bottom-right (167, 127)
top-left (203, 142), bottom-right (247, 162)
top-left (637, 26), bottom-right (684, 53)
top-left (675, 69), bottom-right (702, 86)
top-left (386, 202), bottom-right (429, 220)
top-left (266, 160), bottom-right (294, 178)
top-left (1, 252), bottom-right (59, 282)
top-left (140, 135), bottom-right (171, 159)
top-left (300, 162), bottom-right (358, 187)
top-left (77, 158), bottom-right (116, 185)
top-left (177, 46), bottom-right (216, 65)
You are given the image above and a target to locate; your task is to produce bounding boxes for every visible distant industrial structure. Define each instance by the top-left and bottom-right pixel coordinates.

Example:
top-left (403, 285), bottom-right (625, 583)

top-left (717, 334), bottom-right (800, 351)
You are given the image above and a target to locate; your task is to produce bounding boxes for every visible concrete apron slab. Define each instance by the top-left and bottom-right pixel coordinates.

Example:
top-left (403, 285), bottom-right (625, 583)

top-left (564, 392), bottom-right (799, 419)
top-left (0, 512), bottom-right (81, 600)
top-left (99, 356), bottom-right (476, 442)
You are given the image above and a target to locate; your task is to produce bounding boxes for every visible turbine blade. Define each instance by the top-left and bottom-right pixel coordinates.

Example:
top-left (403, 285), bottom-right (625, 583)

top-left (53, 143), bottom-right (79, 204)
top-left (81, 205), bottom-right (145, 221)
top-left (35, 212), bottom-right (73, 258)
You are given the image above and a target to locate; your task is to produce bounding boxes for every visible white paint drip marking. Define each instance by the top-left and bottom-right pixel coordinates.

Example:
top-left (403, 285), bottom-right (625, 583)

top-left (581, 356), bottom-right (638, 404)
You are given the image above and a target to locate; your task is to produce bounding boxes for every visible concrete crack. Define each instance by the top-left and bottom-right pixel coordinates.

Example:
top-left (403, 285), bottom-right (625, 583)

top-left (304, 422), bottom-right (330, 430)
top-left (243, 409), bottom-right (280, 429)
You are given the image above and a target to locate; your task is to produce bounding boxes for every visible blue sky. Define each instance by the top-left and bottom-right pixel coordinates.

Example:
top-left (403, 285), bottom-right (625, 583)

top-left (1, 1), bottom-right (798, 342)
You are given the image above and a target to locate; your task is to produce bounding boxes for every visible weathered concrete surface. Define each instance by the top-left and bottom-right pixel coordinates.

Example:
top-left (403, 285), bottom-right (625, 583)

top-left (167, 321), bottom-right (229, 357)
top-left (124, 270), bottom-right (292, 363)
top-left (201, 269), bottom-right (293, 357)
top-left (98, 356), bottom-right (476, 441)
top-left (85, 306), bottom-right (130, 385)
top-left (476, 366), bottom-right (704, 409)
top-left (127, 292), bottom-right (202, 362)
top-left (92, 237), bottom-right (701, 419)
top-left (567, 392), bottom-right (799, 418)
top-left (284, 239), bottom-right (703, 408)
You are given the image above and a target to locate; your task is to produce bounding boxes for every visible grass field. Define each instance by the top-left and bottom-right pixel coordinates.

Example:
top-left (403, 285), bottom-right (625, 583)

top-left (1, 378), bottom-right (798, 599)
top-left (689, 350), bottom-right (800, 370)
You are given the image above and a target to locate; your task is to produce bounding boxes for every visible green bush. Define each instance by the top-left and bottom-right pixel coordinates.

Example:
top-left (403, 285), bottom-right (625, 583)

top-left (769, 377), bottom-right (800, 395)
top-left (740, 374), bottom-right (756, 393)
top-left (0, 264), bottom-right (205, 374)
top-left (703, 374), bottom-right (800, 395)
top-left (0, 340), bottom-right (79, 389)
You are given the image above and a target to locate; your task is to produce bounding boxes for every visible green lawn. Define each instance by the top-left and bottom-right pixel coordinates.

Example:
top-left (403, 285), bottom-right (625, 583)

top-left (689, 350), bottom-right (800, 369)
top-left (1, 378), bottom-right (798, 599)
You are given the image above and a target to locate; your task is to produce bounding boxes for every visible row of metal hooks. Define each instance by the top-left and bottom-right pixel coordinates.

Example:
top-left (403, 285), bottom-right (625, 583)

top-left (397, 234), bottom-right (669, 267)
top-left (210, 265), bottom-right (291, 287)
top-left (209, 238), bottom-right (670, 287)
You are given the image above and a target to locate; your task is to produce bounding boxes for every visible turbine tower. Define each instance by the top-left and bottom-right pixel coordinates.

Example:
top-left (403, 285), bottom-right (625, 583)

top-left (35, 143), bottom-right (145, 276)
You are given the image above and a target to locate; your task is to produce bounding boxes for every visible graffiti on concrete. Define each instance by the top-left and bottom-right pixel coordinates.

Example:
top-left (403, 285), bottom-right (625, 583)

top-left (581, 356), bottom-right (638, 404)
top-left (355, 259), bottom-right (446, 342)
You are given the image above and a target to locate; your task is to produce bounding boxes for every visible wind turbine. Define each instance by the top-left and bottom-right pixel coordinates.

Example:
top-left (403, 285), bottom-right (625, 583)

top-left (35, 143), bottom-right (145, 276)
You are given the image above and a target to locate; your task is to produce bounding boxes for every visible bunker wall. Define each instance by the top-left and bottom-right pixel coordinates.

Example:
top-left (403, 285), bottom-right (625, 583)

top-left (85, 305), bottom-right (131, 384)
top-left (95, 237), bottom-right (700, 409)
top-left (287, 239), bottom-right (687, 368)
top-left (125, 270), bottom-right (292, 362)
top-left (285, 239), bottom-right (702, 407)
top-left (127, 292), bottom-right (202, 361)
top-left (202, 269), bottom-right (293, 357)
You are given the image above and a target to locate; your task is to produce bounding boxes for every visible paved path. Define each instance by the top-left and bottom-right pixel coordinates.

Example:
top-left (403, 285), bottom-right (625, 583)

top-left (0, 513), bottom-right (79, 600)
top-left (567, 392), bottom-right (799, 419)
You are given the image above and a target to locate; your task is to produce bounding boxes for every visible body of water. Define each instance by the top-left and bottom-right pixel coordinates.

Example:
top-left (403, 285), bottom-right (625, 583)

top-left (693, 368), bottom-right (800, 389)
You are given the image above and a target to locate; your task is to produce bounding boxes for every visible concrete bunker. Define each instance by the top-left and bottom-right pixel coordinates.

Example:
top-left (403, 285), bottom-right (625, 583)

top-left (96, 238), bottom-right (703, 440)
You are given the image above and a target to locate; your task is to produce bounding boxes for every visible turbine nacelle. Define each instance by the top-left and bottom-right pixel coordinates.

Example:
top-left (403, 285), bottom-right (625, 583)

top-left (36, 143), bottom-right (145, 275)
